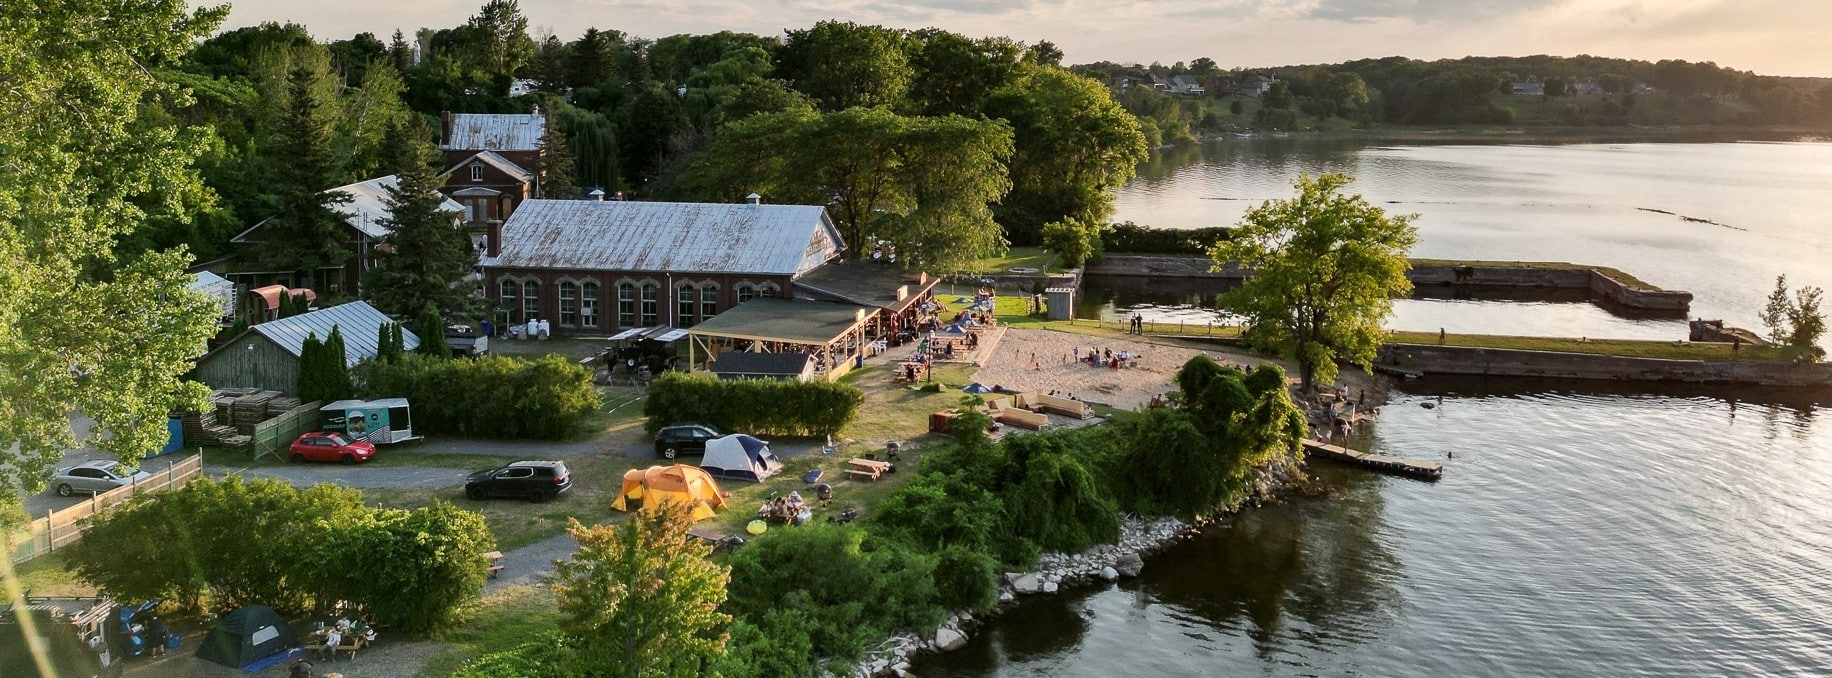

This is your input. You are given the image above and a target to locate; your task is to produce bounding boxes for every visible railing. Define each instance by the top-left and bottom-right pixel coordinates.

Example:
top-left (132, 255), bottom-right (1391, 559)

top-left (7, 453), bottom-right (204, 564)
top-left (249, 400), bottom-right (323, 461)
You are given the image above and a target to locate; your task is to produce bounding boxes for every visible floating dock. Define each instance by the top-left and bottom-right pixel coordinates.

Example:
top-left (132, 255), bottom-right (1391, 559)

top-left (1302, 439), bottom-right (1443, 481)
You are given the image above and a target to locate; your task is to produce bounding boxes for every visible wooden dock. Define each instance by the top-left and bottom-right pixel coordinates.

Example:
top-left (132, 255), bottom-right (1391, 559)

top-left (1302, 439), bottom-right (1442, 481)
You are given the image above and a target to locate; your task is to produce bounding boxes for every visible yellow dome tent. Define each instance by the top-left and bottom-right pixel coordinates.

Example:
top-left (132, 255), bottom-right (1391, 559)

top-left (611, 464), bottom-right (729, 521)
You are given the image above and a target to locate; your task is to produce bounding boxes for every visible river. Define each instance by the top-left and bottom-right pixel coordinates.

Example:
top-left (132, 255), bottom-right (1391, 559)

top-left (1079, 136), bottom-right (1832, 340)
top-left (913, 138), bottom-right (1832, 676)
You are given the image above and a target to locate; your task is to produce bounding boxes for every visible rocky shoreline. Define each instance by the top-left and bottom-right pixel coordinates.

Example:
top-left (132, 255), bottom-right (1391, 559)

top-left (841, 458), bottom-right (1305, 677)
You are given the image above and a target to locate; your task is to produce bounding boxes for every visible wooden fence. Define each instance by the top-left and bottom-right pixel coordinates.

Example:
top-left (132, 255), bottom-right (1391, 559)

top-left (7, 453), bottom-right (204, 564)
top-left (249, 400), bottom-right (323, 461)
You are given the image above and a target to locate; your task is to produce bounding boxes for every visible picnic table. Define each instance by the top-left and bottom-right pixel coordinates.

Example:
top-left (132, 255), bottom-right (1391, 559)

top-left (484, 551), bottom-right (504, 578)
top-left (846, 458), bottom-right (891, 481)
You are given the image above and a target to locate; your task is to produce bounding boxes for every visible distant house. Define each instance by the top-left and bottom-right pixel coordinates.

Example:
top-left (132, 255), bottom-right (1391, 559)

top-left (189, 271), bottom-right (237, 322)
top-left (479, 197), bottom-right (846, 333)
top-left (1168, 75), bottom-right (1206, 96)
top-left (226, 175), bottom-right (465, 296)
top-left (1145, 74), bottom-right (1171, 92)
top-left (1569, 80), bottom-right (1604, 96)
top-left (443, 150), bottom-right (535, 251)
top-left (439, 111), bottom-right (544, 173)
top-left (1510, 81), bottom-right (1545, 96)
top-left (508, 79), bottom-right (539, 97)
top-left (1241, 74), bottom-right (1276, 97)
top-left (191, 301), bottom-right (419, 395)
top-left (439, 111), bottom-right (546, 227)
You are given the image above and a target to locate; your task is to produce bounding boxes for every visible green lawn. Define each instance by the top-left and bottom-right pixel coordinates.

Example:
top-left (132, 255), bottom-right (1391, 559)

top-left (968, 246), bottom-right (1059, 274)
top-left (417, 584), bottom-right (563, 678)
top-left (1388, 331), bottom-right (1791, 361)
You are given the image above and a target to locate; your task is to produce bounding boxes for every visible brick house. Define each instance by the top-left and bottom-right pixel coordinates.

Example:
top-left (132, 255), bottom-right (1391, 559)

top-left (480, 197), bottom-right (846, 334)
top-left (439, 111), bottom-right (544, 241)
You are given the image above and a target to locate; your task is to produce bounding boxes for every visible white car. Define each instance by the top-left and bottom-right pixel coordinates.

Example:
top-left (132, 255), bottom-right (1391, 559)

top-left (51, 460), bottom-right (154, 496)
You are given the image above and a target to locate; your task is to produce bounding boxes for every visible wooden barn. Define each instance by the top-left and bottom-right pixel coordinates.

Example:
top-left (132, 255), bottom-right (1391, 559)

top-left (191, 301), bottom-right (418, 395)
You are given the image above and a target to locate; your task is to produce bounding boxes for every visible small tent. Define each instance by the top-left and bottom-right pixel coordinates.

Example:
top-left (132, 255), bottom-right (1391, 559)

top-left (700, 434), bottom-right (782, 482)
top-left (612, 464), bottom-right (729, 521)
top-left (195, 605), bottom-right (297, 669)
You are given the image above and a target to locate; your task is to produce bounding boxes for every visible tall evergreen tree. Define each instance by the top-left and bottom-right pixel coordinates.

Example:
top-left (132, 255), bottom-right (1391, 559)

top-left (298, 332), bottom-right (326, 400)
top-left (417, 307), bottom-right (452, 358)
top-left (537, 118), bottom-right (580, 199)
top-left (323, 325), bottom-right (356, 399)
top-left (259, 64), bottom-right (352, 290)
top-left (566, 27), bottom-right (616, 89)
top-left (364, 122), bottom-right (478, 319)
top-left (388, 29), bottom-right (414, 75)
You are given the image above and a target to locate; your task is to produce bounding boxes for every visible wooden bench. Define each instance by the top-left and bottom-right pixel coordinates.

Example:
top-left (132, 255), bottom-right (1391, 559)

top-left (484, 551), bottom-right (504, 578)
top-left (1027, 393), bottom-right (1091, 419)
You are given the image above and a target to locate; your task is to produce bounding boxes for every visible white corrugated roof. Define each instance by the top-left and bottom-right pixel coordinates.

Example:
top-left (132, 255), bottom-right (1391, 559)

top-left (484, 199), bottom-right (845, 276)
top-left (332, 176), bottom-right (465, 240)
top-left (252, 301), bottom-right (421, 366)
top-left (443, 113), bottom-right (545, 152)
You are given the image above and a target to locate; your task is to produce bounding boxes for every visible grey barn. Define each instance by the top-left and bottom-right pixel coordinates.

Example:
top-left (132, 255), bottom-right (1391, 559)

top-left (191, 301), bottom-right (418, 395)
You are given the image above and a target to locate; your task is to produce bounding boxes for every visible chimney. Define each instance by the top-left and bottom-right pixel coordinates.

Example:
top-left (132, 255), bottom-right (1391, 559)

top-left (440, 111), bottom-right (453, 146)
top-left (614, 191), bottom-right (625, 201)
top-left (588, 188), bottom-right (606, 201)
top-left (486, 221), bottom-right (502, 257)
top-left (745, 193), bottom-right (761, 205)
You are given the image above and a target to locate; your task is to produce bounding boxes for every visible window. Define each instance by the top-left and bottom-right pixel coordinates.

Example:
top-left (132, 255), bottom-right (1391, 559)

top-left (470, 164), bottom-right (484, 182)
top-left (640, 283), bottom-right (659, 327)
top-left (558, 281), bottom-right (578, 326)
top-left (699, 285), bottom-right (718, 319)
top-left (677, 285), bottom-right (696, 326)
top-left (581, 282), bottom-right (599, 328)
top-left (499, 279), bottom-right (519, 322)
top-left (736, 283), bottom-right (757, 303)
top-left (523, 280), bottom-right (539, 320)
top-left (759, 283), bottom-right (780, 298)
top-left (618, 283), bottom-right (636, 327)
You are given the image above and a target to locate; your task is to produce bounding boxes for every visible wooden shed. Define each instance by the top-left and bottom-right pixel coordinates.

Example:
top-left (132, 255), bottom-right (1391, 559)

top-left (190, 301), bottom-right (418, 395)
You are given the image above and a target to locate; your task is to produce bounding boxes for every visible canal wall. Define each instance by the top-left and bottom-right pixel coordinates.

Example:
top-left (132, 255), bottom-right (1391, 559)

top-left (1084, 255), bottom-right (1693, 313)
top-left (1378, 343), bottom-right (1832, 389)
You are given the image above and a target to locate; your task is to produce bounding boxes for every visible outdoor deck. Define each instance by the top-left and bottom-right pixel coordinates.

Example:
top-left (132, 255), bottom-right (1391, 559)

top-left (1302, 439), bottom-right (1443, 481)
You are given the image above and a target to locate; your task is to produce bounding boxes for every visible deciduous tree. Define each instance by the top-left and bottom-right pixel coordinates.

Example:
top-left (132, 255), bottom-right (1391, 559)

top-left (984, 66), bottom-right (1147, 244)
top-left (1211, 173), bottom-right (1418, 391)
top-left (778, 21), bottom-right (912, 111)
top-left (553, 506), bottom-right (731, 677)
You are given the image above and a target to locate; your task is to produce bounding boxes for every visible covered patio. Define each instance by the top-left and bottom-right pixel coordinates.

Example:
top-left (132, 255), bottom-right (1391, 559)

top-left (685, 298), bottom-right (879, 382)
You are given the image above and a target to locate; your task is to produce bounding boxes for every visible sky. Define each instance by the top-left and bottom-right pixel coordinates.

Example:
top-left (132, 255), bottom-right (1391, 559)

top-left (208, 0), bottom-right (1831, 77)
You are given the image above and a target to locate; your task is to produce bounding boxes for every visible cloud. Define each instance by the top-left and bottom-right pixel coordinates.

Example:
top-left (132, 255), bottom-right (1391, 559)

top-left (1302, 0), bottom-right (1558, 23)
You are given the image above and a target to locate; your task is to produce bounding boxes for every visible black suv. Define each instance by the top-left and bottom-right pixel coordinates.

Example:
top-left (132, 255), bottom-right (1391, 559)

top-left (654, 423), bottom-right (723, 459)
top-left (465, 461), bottom-right (572, 502)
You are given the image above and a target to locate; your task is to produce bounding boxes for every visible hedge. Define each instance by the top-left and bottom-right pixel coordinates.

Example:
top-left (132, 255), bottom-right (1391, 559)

top-left (1101, 221), bottom-right (1233, 256)
top-left (643, 372), bottom-right (862, 437)
top-left (355, 353), bottom-right (602, 439)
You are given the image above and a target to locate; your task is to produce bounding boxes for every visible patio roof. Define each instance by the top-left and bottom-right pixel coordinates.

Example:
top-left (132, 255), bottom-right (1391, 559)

top-left (687, 298), bottom-right (876, 346)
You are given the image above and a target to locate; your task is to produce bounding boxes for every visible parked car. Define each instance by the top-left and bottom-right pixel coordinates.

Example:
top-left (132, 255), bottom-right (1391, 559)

top-left (653, 423), bottom-right (724, 459)
top-left (286, 432), bottom-right (376, 465)
top-left (465, 461), bottom-right (572, 502)
top-left (50, 460), bottom-right (154, 497)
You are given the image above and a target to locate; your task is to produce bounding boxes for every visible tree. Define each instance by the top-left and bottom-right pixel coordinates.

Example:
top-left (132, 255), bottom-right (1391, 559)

top-left (299, 326), bottom-right (354, 403)
top-left (376, 322), bottom-right (404, 364)
top-left (906, 30), bottom-right (1023, 117)
top-left (984, 66), bottom-right (1147, 244)
top-left (1762, 275), bottom-right (1793, 345)
top-left (418, 307), bottom-right (452, 358)
top-left (567, 27), bottom-right (619, 90)
top-left (1231, 99), bottom-right (1245, 115)
top-left (462, 0), bottom-right (535, 86)
top-left (528, 32), bottom-right (569, 92)
top-left (365, 124), bottom-right (477, 319)
top-left (537, 119), bottom-right (581, 199)
top-left (1041, 218), bottom-right (1101, 267)
top-left (1762, 275), bottom-right (1827, 359)
top-left (1211, 173), bottom-right (1418, 391)
top-left (1022, 40), bottom-right (1063, 67)
top-left (553, 506), bottom-right (731, 677)
top-left (778, 21), bottom-right (912, 111)
top-left (0, 0), bottom-right (227, 494)
top-left (1543, 77), bottom-right (1568, 97)
top-left (258, 64), bottom-right (354, 289)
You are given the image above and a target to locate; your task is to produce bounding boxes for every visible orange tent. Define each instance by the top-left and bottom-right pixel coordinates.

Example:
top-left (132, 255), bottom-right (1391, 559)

top-left (611, 464), bottom-right (728, 521)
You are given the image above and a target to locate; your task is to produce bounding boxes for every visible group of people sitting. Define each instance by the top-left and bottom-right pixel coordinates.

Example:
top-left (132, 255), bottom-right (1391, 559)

top-left (758, 491), bottom-right (813, 525)
top-left (314, 612), bottom-right (376, 663)
top-left (1077, 347), bottom-right (1139, 370)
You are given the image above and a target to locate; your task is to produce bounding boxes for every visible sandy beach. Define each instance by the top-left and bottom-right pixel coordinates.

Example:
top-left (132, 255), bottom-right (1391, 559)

top-left (972, 328), bottom-right (1274, 411)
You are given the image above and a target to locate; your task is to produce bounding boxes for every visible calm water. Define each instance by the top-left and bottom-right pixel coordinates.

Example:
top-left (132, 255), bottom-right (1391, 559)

top-left (914, 384), bottom-right (1832, 677)
top-left (1096, 137), bottom-right (1832, 339)
top-left (917, 140), bottom-right (1832, 676)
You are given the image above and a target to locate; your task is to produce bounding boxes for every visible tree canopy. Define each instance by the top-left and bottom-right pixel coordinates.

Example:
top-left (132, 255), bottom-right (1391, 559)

top-left (553, 506), bottom-right (731, 676)
top-left (365, 126), bottom-right (479, 319)
top-left (1211, 173), bottom-right (1418, 391)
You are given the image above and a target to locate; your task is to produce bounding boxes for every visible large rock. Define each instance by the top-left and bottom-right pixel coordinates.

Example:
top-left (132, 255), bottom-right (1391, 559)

top-left (934, 627), bottom-right (968, 652)
top-left (1114, 553), bottom-right (1144, 577)
top-left (1099, 566), bottom-right (1119, 581)
top-left (1042, 581), bottom-right (1059, 594)
top-left (1010, 573), bottom-right (1043, 594)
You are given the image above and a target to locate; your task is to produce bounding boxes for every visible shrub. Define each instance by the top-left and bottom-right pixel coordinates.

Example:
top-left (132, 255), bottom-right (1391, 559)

top-left (305, 501), bottom-right (495, 633)
top-left (870, 471), bottom-right (1000, 552)
top-left (1101, 221), bottom-right (1232, 255)
top-left (931, 547), bottom-right (999, 611)
top-left (711, 612), bottom-right (816, 678)
top-left (356, 353), bottom-right (601, 439)
top-left (1003, 435), bottom-right (1121, 553)
top-left (724, 524), bottom-right (941, 666)
top-left (643, 372), bottom-right (862, 436)
top-left (452, 632), bottom-right (579, 678)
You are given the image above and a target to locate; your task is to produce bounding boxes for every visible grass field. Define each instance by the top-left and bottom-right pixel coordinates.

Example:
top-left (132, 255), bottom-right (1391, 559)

top-left (417, 583), bottom-right (562, 678)
top-left (969, 246), bottom-right (1060, 274)
top-left (1388, 331), bottom-right (1792, 361)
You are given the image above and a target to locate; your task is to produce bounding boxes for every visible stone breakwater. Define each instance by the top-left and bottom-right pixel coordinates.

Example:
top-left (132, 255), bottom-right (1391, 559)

top-left (840, 460), bottom-right (1301, 678)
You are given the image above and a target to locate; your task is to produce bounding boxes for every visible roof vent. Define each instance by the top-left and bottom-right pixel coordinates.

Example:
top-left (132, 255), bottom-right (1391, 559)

top-left (587, 188), bottom-right (606, 201)
top-left (745, 193), bottom-right (761, 205)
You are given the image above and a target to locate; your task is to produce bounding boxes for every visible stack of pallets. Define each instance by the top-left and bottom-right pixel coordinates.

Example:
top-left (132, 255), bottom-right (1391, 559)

top-left (267, 395), bottom-right (303, 414)
top-left (231, 392), bottom-right (276, 434)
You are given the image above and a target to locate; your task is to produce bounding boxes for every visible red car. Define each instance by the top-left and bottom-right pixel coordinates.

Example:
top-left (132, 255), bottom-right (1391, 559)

top-left (288, 432), bottom-right (377, 464)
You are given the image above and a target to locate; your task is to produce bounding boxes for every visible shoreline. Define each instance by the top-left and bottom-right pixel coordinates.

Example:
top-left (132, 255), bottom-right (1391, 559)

top-left (1192, 125), bottom-right (1831, 146)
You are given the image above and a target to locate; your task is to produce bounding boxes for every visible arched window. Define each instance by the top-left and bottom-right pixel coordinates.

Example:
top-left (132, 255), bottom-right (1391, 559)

top-left (470, 164), bottom-right (484, 182)
top-left (699, 284), bottom-right (718, 319)
top-left (758, 282), bottom-right (780, 298)
top-left (558, 281), bottom-right (578, 326)
top-left (640, 283), bottom-right (659, 327)
top-left (499, 279), bottom-right (519, 322)
top-left (618, 283), bottom-right (636, 327)
top-left (736, 283), bottom-right (757, 304)
top-left (676, 284), bottom-right (697, 326)
top-left (581, 282), bottom-right (599, 328)
top-left (522, 280), bottom-right (539, 320)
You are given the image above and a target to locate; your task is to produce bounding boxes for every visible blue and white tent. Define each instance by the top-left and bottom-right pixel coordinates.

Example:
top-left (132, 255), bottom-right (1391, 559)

top-left (699, 434), bottom-right (782, 482)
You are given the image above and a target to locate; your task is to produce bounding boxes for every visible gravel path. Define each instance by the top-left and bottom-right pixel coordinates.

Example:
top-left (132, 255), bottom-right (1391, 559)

top-left (486, 532), bottom-right (580, 594)
top-left (223, 465), bottom-right (474, 490)
top-left (126, 639), bottom-right (453, 677)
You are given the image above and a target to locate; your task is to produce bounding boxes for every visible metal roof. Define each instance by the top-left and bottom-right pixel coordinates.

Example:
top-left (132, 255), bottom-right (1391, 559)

top-left (251, 301), bottom-right (421, 366)
top-left (794, 262), bottom-right (938, 313)
top-left (687, 298), bottom-right (875, 345)
top-left (445, 150), bottom-right (533, 183)
top-left (443, 113), bottom-right (545, 152)
top-left (484, 199), bottom-right (845, 276)
top-left (331, 175), bottom-right (465, 240)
